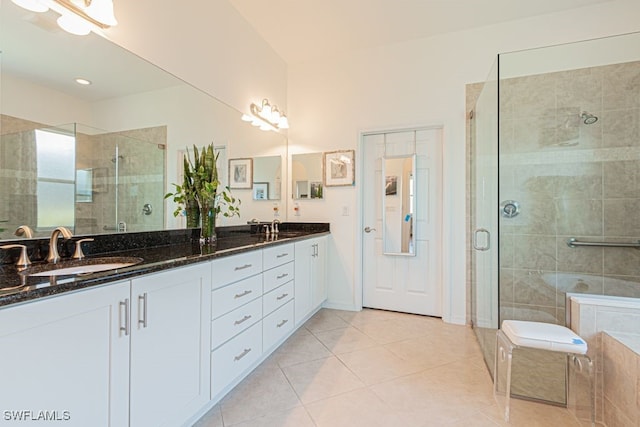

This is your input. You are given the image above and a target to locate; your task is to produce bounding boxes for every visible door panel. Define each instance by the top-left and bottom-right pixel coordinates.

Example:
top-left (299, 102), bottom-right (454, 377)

top-left (362, 128), bottom-right (443, 316)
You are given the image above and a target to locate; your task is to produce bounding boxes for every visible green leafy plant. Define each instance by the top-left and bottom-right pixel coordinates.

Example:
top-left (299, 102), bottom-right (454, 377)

top-left (165, 143), bottom-right (241, 223)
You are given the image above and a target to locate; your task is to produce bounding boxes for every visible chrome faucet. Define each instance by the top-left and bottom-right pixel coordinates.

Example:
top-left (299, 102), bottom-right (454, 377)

top-left (47, 227), bottom-right (73, 264)
top-left (271, 219), bottom-right (281, 234)
top-left (14, 225), bottom-right (34, 238)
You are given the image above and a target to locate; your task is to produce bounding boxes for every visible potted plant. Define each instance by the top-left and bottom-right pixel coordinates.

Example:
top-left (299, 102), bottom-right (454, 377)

top-left (165, 143), bottom-right (241, 244)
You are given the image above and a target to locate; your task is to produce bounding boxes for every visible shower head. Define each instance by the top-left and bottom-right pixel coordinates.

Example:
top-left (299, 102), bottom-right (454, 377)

top-left (580, 111), bottom-right (598, 125)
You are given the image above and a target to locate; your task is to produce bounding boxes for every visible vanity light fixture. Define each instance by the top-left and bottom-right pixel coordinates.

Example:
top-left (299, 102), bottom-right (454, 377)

top-left (11, 0), bottom-right (117, 36)
top-left (241, 98), bottom-right (289, 131)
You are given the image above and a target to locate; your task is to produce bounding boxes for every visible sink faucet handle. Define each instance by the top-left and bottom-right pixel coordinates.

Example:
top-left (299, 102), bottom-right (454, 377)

top-left (14, 225), bottom-right (34, 238)
top-left (72, 238), bottom-right (95, 260)
top-left (0, 244), bottom-right (32, 268)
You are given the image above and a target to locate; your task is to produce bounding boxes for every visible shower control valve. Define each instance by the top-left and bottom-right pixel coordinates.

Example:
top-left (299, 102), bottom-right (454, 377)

top-left (500, 200), bottom-right (520, 218)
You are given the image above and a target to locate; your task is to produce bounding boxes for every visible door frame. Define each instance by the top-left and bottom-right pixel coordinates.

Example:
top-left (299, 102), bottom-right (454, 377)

top-left (356, 123), bottom-right (450, 321)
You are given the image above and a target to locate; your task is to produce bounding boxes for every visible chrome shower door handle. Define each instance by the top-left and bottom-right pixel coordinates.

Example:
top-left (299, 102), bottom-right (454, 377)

top-left (473, 228), bottom-right (491, 251)
top-left (364, 226), bottom-right (376, 233)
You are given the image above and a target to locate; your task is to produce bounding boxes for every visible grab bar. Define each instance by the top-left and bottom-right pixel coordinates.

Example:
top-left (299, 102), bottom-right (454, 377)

top-left (566, 238), bottom-right (640, 249)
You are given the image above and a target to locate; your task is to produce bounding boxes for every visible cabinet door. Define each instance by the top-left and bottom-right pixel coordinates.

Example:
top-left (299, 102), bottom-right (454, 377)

top-left (294, 240), bottom-right (313, 325)
top-left (129, 263), bottom-right (211, 427)
top-left (311, 237), bottom-right (327, 309)
top-left (0, 282), bottom-right (130, 427)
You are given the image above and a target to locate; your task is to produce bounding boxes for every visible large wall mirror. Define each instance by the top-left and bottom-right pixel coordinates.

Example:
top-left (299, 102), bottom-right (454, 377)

top-left (0, 0), bottom-right (286, 240)
top-left (383, 155), bottom-right (416, 255)
top-left (291, 152), bottom-right (323, 199)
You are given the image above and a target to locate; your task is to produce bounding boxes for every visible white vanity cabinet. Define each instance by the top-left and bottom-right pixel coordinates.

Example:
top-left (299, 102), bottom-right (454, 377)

top-left (0, 233), bottom-right (329, 426)
top-left (0, 262), bottom-right (211, 427)
top-left (294, 236), bottom-right (327, 325)
top-left (0, 281), bottom-right (131, 427)
top-left (128, 263), bottom-right (212, 427)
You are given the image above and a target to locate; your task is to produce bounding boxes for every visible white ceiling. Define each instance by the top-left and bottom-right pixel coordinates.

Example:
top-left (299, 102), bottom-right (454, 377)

top-left (227, 0), bottom-right (613, 64)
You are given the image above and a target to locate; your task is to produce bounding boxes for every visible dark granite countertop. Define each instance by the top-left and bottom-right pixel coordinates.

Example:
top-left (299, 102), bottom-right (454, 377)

top-left (0, 222), bottom-right (329, 308)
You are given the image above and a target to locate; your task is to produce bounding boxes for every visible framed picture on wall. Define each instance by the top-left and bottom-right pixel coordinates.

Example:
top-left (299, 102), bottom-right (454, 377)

top-left (253, 182), bottom-right (269, 200)
top-left (228, 158), bottom-right (253, 189)
top-left (323, 149), bottom-right (355, 187)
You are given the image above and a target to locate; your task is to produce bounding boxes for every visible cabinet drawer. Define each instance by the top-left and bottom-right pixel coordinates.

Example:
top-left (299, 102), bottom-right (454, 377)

top-left (263, 301), bottom-right (294, 351)
top-left (263, 261), bottom-right (294, 293)
top-left (212, 251), bottom-right (263, 289)
top-left (263, 243), bottom-right (294, 270)
top-left (211, 297), bottom-right (262, 350)
top-left (211, 274), bottom-right (262, 318)
top-left (263, 280), bottom-right (294, 316)
top-left (211, 321), bottom-right (262, 398)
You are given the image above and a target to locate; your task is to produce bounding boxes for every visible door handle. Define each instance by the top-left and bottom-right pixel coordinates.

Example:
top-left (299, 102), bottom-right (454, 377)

top-left (473, 228), bottom-right (491, 251)
top-left (364, 226), bottom-right (376, 233)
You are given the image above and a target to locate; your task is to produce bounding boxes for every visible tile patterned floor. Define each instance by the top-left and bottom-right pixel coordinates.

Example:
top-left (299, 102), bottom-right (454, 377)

top-left (194, 308), bottom-right (587, 426)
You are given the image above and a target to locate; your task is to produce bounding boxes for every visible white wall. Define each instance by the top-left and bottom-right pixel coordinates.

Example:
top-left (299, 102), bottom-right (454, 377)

top-left (287, 0), bottom-right (640, 323)
top-left (106, 0), bottom-right (287, 118)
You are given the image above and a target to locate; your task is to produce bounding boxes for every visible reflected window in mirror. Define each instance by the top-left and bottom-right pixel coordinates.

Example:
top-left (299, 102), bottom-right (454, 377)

top-left (291, 153), bottom-right (323, 200)
top-left (36, 129), bottom-right (76, 230)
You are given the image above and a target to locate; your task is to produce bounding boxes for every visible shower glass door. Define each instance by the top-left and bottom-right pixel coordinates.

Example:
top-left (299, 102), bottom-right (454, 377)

top-left (495, 32), bottom-right (640, 408)
top-left (470, 59), bottom-right (499, 373)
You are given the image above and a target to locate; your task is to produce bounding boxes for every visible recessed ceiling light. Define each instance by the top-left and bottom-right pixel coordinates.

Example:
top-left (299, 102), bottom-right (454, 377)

top-left (75, 78), bottom-right (92, 85)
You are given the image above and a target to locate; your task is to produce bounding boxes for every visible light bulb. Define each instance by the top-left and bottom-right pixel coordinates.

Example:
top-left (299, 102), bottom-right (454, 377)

top-left (279, 116), bottom-right (289, 129)
top-left (57, 13), bottom-right (92, 35)
top-left (84, 0), bottom-right (117, 26)
top-left (261, 99), bottom-right (272, 117)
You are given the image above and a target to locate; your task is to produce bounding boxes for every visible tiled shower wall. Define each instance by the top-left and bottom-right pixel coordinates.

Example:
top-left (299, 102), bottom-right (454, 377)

top-left (0, 115), bottom-right (38, 237)
top-left (498, 60), bottom-right (640, 326)
top-left (0, 114), bottom-right (165, 239)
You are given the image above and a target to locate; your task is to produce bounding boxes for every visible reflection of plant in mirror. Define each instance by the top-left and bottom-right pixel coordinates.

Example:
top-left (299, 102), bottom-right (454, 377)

top-left (165, 144), bottom-right (241, 233)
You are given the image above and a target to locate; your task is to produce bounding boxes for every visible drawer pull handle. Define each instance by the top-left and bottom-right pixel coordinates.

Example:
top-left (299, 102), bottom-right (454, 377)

top-left (276, 273), bottom-right (289, 279)
top-left (276, 293), bottom-right (289, 301)
top-left (276, 253), bottom-right (289, 258)
top-left (234, 290), bottom-right (253, 299)
top-left (234, 315), bottom-right (252, 325)
top-left (234, 348), bottom-right (252, 361)
top-left (234, 264), bottom-right (252, 271)
top-left (277, 319), bottom-right (288, 328)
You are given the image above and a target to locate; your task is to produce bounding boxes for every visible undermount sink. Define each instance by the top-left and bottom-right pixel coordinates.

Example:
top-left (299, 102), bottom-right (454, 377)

top-left (25, 257), bottom-right (143, 277)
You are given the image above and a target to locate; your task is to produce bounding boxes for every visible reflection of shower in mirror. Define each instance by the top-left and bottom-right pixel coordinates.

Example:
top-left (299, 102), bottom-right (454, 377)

top-left (580, 111), bottom-right (598, 125)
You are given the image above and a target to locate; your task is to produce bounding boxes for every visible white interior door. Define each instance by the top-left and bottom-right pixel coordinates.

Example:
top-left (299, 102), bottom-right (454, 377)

top-left (362, 128), bottom-right (443, 316)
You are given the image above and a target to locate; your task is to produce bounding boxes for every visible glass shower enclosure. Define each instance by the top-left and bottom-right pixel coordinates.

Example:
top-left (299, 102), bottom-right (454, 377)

top-left (0, 121), bottom-right (165, 239)
top-left (471, 31), bottom-right (640, 409)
